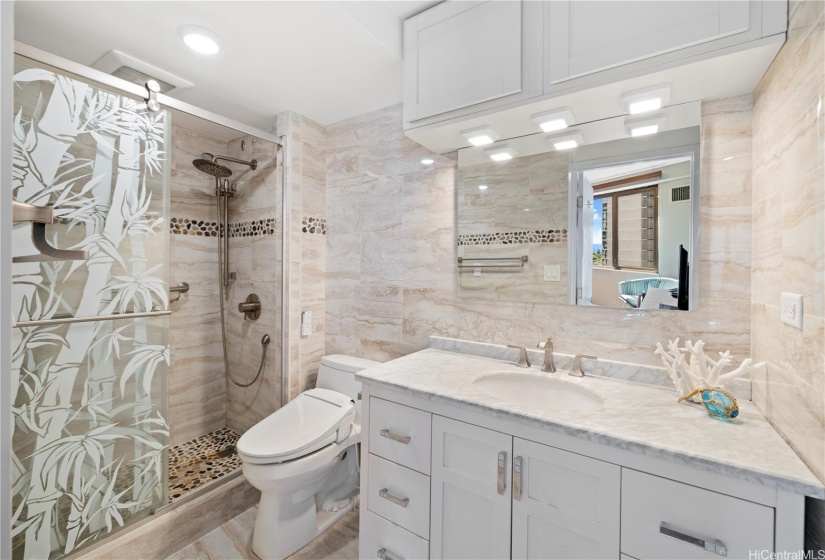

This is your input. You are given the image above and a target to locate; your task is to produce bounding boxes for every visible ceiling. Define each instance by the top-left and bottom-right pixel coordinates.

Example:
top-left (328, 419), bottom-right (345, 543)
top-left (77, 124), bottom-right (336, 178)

top-left (14, 1), bottom-right (440, 134)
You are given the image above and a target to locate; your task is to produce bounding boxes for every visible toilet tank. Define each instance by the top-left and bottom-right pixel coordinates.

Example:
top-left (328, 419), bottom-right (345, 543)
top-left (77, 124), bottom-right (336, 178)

top-left (316, 354), bottom-right (381, 401)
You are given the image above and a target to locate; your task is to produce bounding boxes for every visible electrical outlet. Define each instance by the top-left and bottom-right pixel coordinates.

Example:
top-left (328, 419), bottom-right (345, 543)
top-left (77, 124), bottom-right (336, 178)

top-left (780, 292), bottom-right (803, 330)
top-left (544, 265), bottom-right (561, 282)
top-left (301, 310), bottom-right (312, 336)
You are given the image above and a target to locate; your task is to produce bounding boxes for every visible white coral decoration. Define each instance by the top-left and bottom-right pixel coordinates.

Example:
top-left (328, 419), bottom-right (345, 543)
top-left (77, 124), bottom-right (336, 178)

top-left (655, 338), bottom-right (756, 396)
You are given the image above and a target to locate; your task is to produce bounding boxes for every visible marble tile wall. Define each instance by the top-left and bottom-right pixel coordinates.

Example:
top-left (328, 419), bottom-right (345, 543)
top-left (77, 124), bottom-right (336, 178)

top-left (456, 150), bottom-right (570, 303)
top-left (750, 0), bottom-right (824, 548)
top-left (168, 124), bottom-right (228, 447)
top-left (324, 101), bottom-right (753, 368)
top-left (224, 134), bottom-right (284, 434)
top-left (275, 112), bottom-right (328, 399)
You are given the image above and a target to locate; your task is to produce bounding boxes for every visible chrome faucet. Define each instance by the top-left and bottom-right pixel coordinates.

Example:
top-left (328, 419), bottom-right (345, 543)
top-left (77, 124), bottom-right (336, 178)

top-left (507, 345), bottom-right (531, 368)
top-left (536, 338), bottom-right (556, 373)
top-left (570, 354), bottom-right (597, 377)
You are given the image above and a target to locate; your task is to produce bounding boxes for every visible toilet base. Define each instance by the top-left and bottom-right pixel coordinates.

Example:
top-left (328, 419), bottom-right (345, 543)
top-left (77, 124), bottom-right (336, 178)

top-left (251, 494), bottom-right (358, 560)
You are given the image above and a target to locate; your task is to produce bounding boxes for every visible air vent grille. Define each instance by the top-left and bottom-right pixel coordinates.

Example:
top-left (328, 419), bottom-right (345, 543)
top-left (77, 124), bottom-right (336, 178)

top-left (671, 185), bottom-right (690, 203)
top-left (111, 66), bottom-right (176, 94)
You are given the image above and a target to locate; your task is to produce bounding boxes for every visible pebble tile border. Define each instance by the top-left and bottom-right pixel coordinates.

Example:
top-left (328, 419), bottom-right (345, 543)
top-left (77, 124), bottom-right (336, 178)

top-left (168, 427), bottom-right (241, 502)
top-left (302, 216), bottom-right (326, 235)
top-left (457, 229), bottom-right (567, 246)
top-left (170, 217), bottom-right (275, 238)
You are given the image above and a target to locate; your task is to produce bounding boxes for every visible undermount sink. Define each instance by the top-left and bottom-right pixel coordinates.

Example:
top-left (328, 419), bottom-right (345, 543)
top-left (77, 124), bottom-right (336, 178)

top-left (473, 372), bottom-right (604, 411)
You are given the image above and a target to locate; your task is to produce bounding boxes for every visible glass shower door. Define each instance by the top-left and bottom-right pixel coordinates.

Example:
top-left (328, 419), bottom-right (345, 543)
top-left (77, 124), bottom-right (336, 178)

top-left (10, 56), bottom-right (170, 560)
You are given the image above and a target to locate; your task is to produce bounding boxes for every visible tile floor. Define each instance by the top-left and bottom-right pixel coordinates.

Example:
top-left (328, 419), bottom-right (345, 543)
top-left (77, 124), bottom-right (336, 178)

top-left (166, 506), bottom-right (359, 560)
top-left (169, 428), bottom-right (242, 502)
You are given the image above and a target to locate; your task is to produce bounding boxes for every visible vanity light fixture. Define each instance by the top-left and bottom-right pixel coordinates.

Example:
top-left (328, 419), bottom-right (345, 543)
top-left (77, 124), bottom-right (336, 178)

top-left (620, 84), bottom-right (671, 115)
top-left (478, 185), bottom-right (489, 191)
top-left (484, 145), bottom-right (517, 162)
top-left (531, 107), bottom-right (575, 132)
top-left (421, 158), bottom-right (434, 165)
top-left (624, 114), bottom-right (666, 137)
top-left (179, 25), bottom-right (221, 55)
top-left (546, 131), bottom-right (584, 151)
top-left (461, 125), bottom-right (501, 147)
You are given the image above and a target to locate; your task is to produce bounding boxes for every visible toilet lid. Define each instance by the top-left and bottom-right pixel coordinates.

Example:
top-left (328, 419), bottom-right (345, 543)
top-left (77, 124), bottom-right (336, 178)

top-left (237, 388), bottom-right (355, 462)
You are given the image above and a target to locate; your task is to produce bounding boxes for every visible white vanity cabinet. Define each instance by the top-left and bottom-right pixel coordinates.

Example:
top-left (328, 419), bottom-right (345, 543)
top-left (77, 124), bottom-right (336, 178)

top-left (402, 0), bottom-right (543, 126)
top-left (359, 384), bottom-right (807, 560)
top-left (543, 0), bottom-right (785, 88)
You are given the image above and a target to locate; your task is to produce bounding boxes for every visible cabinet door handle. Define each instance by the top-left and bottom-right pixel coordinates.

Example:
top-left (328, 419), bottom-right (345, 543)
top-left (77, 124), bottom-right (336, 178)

top-left (660, 522), bottom-right (727, 557)
top-left (379, 488), bottom-right (410, 508)
top-left (513, 456), bottom-right (522, 501)
top-left (497, 451), bottom-right (507, 495)
top-left (380, 429), bottom-right (411, 445)
top-left (377, 548), bottom-right (401, 560)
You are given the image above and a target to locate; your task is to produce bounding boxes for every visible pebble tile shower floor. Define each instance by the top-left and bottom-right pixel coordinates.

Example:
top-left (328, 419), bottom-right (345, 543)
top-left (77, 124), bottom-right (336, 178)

top-left (169, 428), bottom-right (242, 502)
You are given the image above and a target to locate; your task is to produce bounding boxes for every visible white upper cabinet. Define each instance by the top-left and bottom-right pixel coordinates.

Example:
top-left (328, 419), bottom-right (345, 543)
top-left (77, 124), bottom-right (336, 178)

top-left (544, 1), bottom-right (770, 88)
top-left (403, 0), bottom-right (543, 125)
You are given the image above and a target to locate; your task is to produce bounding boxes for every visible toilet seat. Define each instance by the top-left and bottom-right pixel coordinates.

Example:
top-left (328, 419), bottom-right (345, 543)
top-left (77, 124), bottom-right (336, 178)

top-left (237, 388), bottom-right (355, 465)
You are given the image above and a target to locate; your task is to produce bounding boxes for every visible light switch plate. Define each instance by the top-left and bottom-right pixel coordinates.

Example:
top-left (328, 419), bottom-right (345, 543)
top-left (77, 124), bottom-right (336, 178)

top-left (780, 292), bottom-right (803, 330)
top-left (301, 310), bottom-right (312, 336)
top-left (544, 265), bottom-right (561, 282)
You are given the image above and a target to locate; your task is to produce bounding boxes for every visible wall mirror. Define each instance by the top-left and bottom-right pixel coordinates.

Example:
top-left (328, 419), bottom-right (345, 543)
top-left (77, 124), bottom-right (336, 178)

top-left (456, 103), bottom-right (700, 311)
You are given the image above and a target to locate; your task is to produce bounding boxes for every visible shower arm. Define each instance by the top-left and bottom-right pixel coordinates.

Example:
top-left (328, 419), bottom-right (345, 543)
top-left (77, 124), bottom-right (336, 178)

top-left (213, 154), bottom-right (257, 170)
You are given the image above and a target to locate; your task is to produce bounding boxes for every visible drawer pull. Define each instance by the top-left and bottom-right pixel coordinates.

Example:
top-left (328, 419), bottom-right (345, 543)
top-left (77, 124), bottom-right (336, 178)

top-left (380, 429), bottom-right (411, 445)
top-left (660, 522), bottom-right (727, 557)
top-left (377, 548), bottom-right (402, 560)
top-left (379, 488), bottom-right (410, 508)
top-left (497, 451), bottom-right (507, 495)
top-left (513, 456), bottom-right (522, 501)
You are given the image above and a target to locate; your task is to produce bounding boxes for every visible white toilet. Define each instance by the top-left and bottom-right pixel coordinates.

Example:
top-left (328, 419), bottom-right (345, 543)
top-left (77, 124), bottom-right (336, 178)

top-left (237, 354), bottom-right (380, 560)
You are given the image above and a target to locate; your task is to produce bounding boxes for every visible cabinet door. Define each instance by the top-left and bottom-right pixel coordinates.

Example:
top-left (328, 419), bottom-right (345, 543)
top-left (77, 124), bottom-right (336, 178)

top-left (545, 1), bottom-right (755, 85)
top-left (512, 438), bottom-right (620, 559)
top-left (430, 416), bottom-right (513, 560)
top-left (404, 0), bottom-right (541, 124)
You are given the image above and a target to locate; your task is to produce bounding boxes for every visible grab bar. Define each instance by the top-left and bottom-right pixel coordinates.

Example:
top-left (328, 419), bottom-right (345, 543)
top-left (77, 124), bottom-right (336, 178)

top-left (13, 310), bottom-right (171, 329)
top-left (170, 282), bottom-right (190, 302)
top-left (457, 255), bottom-right (528, 268)
top-left (12, 200), bottom-right (89, 263)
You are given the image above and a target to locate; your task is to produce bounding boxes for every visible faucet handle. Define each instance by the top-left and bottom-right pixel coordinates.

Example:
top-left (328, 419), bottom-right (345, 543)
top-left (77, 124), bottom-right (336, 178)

top-left (570, 354), bottom-right (597, 377)
top-left (506, 345), bottom-right (531, 368)
top-left (537, 337), bottom-right (552, 350)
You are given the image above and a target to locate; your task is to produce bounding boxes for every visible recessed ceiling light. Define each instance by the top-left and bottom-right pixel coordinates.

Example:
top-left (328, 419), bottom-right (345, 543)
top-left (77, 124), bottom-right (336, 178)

top-left (723, 156), bottom-right (734, 161)
top-left (478, 185), bottom-right (488, 190)
top-left (532, 107), bottom-right (575, 133)
top-left (421, 158), bottom-right (434, 165)
top-left (621, 84), bottom-right (671, 115)
top-left (178, 25), bottom-right (221, 55)
top-left (546, 131), bottom-right (584, 151)
top-left (484, 145), bottom-right (517, 162)
top-left (624, 114), bottom-right (666, 137)
top-left (461, 125), bottom-right (501, 147)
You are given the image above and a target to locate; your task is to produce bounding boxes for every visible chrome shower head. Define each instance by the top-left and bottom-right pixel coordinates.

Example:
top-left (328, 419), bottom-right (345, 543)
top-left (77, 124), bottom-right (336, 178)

top-left (193, 153), bottom-right (233, 178)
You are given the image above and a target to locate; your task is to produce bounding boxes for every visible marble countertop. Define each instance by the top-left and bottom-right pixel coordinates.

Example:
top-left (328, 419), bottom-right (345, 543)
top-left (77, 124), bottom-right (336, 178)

top-left (356, 347), bottom-right (824, 499)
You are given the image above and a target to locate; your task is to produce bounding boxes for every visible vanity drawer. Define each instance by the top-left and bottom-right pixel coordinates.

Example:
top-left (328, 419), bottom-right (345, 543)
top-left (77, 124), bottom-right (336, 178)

top-left (368, 454), bottom-right (431, 540)
top-left (361, 510), bottom-right (429, 560)
top-left (369, 397), bottom-right (432, 475)
top-left (621, 469), bottom-right (774, 559)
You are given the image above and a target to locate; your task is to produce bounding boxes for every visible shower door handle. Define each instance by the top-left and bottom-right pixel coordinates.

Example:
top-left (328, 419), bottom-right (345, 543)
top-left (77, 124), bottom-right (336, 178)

top-left (12, 201), bottom-right (89, 263)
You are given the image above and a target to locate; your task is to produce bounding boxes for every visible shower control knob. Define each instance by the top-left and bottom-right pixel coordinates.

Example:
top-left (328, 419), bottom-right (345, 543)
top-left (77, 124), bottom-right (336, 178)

top-left (238, 293), bottom-right (262, 320)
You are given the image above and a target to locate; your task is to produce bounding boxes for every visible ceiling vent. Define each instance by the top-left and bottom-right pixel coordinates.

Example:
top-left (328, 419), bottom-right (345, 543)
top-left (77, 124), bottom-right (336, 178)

top-left (92, 50), bottom-right (193, 96)
top-left (671, 185), bottom-right (690, 203)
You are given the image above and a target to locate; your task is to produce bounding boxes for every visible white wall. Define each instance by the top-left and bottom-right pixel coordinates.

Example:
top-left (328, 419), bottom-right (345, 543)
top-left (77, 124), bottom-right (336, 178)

top-left (657, 161), bottom-right (691, 279)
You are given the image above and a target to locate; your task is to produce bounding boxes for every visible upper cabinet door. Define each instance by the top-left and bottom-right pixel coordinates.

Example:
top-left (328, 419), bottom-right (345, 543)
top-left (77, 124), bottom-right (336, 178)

top-left (545, 1), bottom-right (761, 87)
top-left (430, 416), bottom-right (513, 560)
top-left (404, 0), bottom-right (542, 125)
top-left (511, 438), bottom-right (620, 560)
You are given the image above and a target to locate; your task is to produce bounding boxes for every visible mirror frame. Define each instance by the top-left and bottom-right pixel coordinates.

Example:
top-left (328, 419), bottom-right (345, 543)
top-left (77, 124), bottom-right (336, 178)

top-left (567, 127), bottom-right (701, 310)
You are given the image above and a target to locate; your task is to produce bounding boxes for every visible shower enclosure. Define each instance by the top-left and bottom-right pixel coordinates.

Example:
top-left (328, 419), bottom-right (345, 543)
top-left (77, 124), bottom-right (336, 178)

top-left (8, 48), bottom-right (286, 560)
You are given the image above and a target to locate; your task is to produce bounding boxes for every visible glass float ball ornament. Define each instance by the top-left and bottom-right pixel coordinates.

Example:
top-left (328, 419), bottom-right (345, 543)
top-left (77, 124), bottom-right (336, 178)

top-left (678, 387), bottom-right (739, 420)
